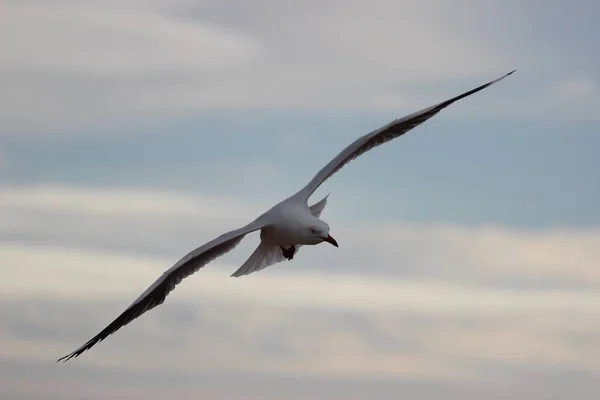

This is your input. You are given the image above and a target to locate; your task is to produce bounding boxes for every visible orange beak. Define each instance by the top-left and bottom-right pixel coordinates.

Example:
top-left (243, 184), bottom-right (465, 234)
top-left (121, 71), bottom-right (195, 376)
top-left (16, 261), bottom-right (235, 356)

top-left (323, 234), bottom-right (338, 247)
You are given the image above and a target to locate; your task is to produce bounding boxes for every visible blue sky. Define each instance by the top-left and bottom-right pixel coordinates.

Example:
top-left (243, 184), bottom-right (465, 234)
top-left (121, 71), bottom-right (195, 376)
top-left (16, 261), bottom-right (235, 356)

top-left (3, 115), bottom-right (600, 228)
top-left (1, 0), bottom-right (599, 399)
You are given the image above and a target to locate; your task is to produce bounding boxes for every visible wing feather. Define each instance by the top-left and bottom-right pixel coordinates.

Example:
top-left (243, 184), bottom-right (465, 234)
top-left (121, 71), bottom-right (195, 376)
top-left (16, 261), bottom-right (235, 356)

top-left (57, 220), bottom-right (266, 362)
top-left (295, 70), bottom-right (516, 200)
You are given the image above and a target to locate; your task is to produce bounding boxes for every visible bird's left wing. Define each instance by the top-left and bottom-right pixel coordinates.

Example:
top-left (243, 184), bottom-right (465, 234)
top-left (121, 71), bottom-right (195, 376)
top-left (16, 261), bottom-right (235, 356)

top-left (293, 70), bottom-right (516, 201)
top-left (57, 218), bottom-right (267, 362)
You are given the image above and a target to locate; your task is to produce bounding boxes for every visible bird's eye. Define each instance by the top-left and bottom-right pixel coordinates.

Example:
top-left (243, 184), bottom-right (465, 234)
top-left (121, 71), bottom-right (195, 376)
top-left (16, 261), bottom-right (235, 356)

top-left (310, 228), bottom-right (317, 235)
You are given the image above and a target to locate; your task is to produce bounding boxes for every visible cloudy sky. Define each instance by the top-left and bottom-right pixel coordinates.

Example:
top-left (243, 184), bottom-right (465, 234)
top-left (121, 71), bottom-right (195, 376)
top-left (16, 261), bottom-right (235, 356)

top-left (1, 0), bottom-right (599, 398)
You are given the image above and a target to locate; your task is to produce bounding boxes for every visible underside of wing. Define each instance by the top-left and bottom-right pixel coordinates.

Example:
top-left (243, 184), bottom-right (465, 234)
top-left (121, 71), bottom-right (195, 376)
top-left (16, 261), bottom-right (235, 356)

top-left (294, 70), bottom-right (516, 201)
top-left (230, 241), bottom-right (289, 277)
top-left (57, 219), bottom-right (266, 362)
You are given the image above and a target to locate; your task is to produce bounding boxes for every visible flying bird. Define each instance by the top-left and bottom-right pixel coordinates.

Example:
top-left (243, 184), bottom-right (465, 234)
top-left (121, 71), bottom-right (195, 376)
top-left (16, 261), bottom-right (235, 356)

top-left (57, 70), bottom-right (516, 362)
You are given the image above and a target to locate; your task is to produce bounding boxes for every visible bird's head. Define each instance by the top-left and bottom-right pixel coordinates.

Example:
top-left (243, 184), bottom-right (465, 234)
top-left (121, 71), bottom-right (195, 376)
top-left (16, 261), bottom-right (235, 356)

top-left (307, 220), bottom-right (338, 247)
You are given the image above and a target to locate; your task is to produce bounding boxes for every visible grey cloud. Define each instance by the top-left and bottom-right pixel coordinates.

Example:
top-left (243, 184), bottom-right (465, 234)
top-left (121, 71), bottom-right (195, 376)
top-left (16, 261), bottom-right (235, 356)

top-left (3, 0), bottom-right (593, 136)
top-left (0, 184), bottom-right (265, 260)
top-left (1, 297), bottom-right (599, 399)
top-left (2, 184), bottom-right (600, 292)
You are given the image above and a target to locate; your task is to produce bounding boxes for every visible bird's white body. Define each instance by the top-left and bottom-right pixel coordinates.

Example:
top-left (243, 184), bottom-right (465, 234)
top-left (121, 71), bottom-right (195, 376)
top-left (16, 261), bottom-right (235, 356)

top-left (261, 213), bottom-right (310, 247)
top-left (58, 70), bottom-right (516, 362)
top-left (259, 198), bottom-right (325, 246)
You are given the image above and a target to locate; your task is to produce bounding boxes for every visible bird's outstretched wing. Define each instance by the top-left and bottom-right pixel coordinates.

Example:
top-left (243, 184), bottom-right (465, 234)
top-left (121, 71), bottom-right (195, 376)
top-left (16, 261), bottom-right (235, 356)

top-left (57, 219), bottom-right (267, 362)
top-left (294, 70), bottom-right (516, 201)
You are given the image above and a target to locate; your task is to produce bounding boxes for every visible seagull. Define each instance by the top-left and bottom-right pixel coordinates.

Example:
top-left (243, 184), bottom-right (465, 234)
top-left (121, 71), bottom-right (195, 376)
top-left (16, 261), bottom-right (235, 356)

top-left (57, 70), bottom-right (515, 362)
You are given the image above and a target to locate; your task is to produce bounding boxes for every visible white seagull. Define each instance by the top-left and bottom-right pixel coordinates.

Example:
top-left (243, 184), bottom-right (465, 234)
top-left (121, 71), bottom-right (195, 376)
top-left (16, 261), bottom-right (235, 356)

top-left (57, 70), bottom-right (515, 362)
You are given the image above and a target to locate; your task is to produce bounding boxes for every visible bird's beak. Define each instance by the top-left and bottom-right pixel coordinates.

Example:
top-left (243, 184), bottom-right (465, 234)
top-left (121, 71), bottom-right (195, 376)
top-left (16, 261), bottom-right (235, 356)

top-left (323, 234), bottom-right (339, 247)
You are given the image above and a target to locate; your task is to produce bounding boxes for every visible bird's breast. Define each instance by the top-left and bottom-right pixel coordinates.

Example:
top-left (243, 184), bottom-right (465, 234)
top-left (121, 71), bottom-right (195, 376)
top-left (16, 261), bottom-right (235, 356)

top-left (261, 224), bottom-right (306, 247)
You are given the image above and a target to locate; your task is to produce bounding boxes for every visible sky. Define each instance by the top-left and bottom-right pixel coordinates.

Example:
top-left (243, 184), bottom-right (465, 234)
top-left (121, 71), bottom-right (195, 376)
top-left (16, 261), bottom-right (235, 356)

top-left (1, 0), bottom-right (599, 398)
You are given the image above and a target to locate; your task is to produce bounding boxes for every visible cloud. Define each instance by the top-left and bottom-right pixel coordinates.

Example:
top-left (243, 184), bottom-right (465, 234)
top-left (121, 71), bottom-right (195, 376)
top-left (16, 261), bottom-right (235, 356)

top-left (2, 2), bottom-right (598, 396)
top-left (366, 224), bottom-right (600, 287)
top-left (4, 2), bottom-right (260, 74)
top-left (0, 183), bottom-right (264, 254)
top-left (1, 182), bottom-right (599, 398)
top-left (1, 184), bottom-right (599, 331)
top-left (5, 0), bottom-right (594, 136)
top-left (4, 242), bottom-right (600, 315)
top-left (0, 183), bottom-right (259, 218)
top-left (1, 287), bottom-right (599, 398)
top-left (551, 77), bottom-right (597, 101)
top-left (1, 184), bottom-right (599, 288)
top-left (1, 0), bottom-right (263, 135)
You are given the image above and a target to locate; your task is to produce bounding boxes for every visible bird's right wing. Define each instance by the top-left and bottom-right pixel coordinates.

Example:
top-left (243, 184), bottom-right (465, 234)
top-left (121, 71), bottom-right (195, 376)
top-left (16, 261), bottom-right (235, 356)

top-left (57, 218), bottom-right (268, 362)
top-left (294, 70), bottom-right (516, 202)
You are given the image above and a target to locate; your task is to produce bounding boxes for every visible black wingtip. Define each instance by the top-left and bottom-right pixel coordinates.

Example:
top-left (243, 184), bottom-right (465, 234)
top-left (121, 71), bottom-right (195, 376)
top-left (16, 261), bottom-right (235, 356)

top-left (56, 353), bottom-right (76, 363)
top-left (56, 347), bottom-right (87, 363)
top-left (492, 69), bottom-right (517, 84)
